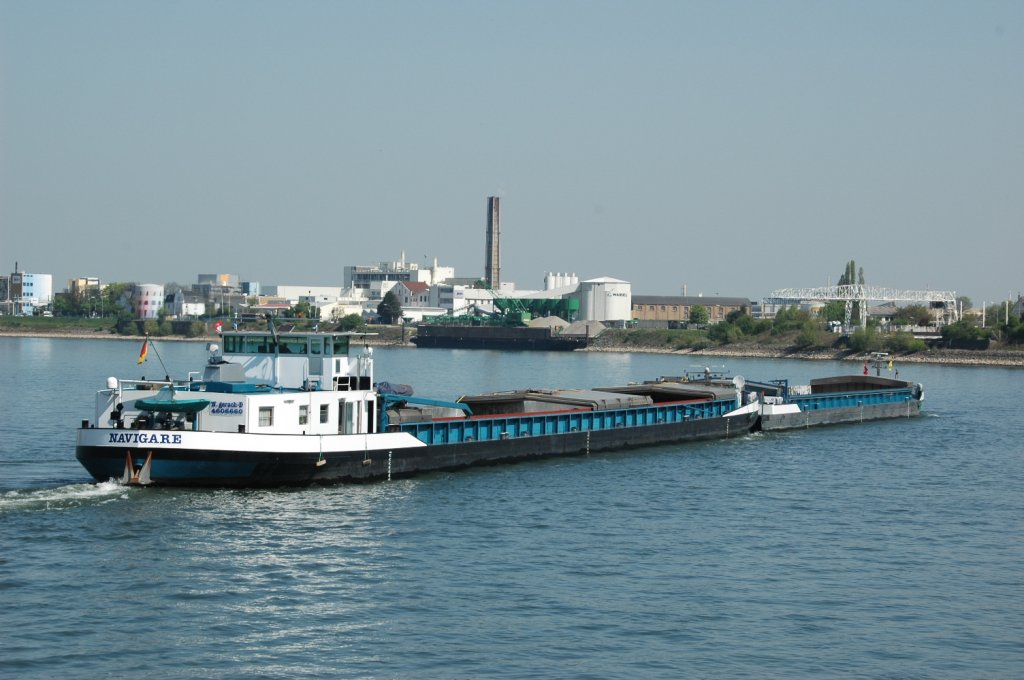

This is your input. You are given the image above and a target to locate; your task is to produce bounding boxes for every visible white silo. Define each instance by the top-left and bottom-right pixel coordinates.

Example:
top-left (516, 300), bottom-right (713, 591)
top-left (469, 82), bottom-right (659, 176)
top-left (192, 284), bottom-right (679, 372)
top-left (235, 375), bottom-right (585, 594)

top-left (579, 277), bottom-right (631, 321)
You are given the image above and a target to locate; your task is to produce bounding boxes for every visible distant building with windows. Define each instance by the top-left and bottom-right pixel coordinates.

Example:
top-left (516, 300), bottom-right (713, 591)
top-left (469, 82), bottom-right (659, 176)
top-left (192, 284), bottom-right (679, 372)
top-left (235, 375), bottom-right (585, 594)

top-left (344, 253), bottom-right (454, 293)
top-left (393, 281), bottom-right (431, 307)
top-left (194, 274), bottom-right (240, 300)
top-left (0, 274), bottom-right (10, 315)
top-left (68, 277), bottom-right (102, 301)
top-left (8, 270), bottom-right (53, 316)
top-left (631, 295), bottom-right (751, 325)
top-left (198, 273), bottom-right (240, 290)
top-left (264, 285), bottom-right (344, 303)
top-left (133, 284), bottom-right (165, 319)
top-left (166, 290), bottom-right (207, 319)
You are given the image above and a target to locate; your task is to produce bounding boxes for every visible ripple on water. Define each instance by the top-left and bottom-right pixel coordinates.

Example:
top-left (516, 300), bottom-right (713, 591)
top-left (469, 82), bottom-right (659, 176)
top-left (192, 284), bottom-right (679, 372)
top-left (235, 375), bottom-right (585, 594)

top-left (0, 480), bottom-right (131, 514)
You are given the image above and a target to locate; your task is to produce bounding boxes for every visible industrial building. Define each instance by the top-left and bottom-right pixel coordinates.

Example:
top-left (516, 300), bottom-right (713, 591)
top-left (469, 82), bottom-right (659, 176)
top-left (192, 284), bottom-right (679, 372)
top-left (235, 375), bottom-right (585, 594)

top-left (344, 254), bottom-right (454, 291)
top-left (4, 268), bottom-right (54, 316)
top-left (631, 295), bottom-right (752, 326)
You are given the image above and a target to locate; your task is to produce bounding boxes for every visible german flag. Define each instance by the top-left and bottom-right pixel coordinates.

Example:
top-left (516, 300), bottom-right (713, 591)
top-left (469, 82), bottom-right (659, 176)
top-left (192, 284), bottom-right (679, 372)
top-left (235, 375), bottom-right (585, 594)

top-left (137, 339), bottom-right (149, 365)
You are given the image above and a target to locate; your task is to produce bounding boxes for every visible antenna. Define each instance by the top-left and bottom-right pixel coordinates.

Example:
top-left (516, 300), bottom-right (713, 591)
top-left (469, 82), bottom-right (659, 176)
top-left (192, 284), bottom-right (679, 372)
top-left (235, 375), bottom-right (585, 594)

top-left (145, 336), bottom-right (172, 381)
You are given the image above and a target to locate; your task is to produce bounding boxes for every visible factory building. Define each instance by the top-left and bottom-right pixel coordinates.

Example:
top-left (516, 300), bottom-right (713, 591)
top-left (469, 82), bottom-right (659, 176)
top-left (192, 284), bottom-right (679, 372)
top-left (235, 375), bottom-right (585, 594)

top-left (344, 253), bottom-right (454, 292)
top-left (631, 295), bottom-right (752, 326)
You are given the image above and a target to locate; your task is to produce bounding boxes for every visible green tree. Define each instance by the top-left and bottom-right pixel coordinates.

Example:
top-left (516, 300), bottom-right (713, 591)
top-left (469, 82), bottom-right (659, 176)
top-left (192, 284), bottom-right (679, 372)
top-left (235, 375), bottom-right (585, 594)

top-left (956, 296), bottom-right (972, 313)
top-left (892, 304), bottom-right (931, 326)
top-left (708, 321), bottom-right (739, 344)
top-left (884, 331), bottom-right (927, 353)
top-left (837, 261), bottom-right (865, 323)
top-left (291, 300), bottom-right (316, 319)
top-left (730, 312), bottom-right (759, 335)
top-left (103, 282), bottom-right (135, 317)
top-left (1006, 322), bottom-right (1024, 345)
top-left (794, 320), bottom-right (820, 348)
top-left (689, 304), bottom-right (709, 325)
top-left (377, 291), bottom-right (403, 324)
top-left (848, 325), bottom-right (881, 352)
top-left (52, 292), bottom-right (81, 317)
top-left (335, 313), bottom-right (364, 331)
top-left (941, 318), bottom-right (989, 344)
top-left (984, 302), bottom-right (1008, 326)
top-left (838, 260), bottom-right (857, 286)
top-left (819, 301), bottom-right (846, 323)
top-left (772, 306), bottom-right (811, 333)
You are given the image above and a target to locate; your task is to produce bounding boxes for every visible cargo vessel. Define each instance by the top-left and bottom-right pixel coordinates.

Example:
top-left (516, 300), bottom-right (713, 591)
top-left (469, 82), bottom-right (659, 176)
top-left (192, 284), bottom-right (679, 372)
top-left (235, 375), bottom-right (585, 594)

top-left (75, 328), bottom-right (757, 487)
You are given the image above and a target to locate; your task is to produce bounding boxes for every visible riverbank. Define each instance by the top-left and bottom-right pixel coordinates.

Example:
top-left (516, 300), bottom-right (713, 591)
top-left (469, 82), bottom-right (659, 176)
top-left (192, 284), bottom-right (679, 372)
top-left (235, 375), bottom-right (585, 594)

top-left (3, 327), bottom-right (1022, 367)
top-left (583, 343), bottom-right (1024, 367)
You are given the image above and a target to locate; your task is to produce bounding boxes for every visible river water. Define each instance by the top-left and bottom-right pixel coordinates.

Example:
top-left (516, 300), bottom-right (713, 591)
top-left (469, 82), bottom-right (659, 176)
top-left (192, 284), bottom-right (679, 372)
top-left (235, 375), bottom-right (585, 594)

top-left (1, 336), bottom-right (1022, 678)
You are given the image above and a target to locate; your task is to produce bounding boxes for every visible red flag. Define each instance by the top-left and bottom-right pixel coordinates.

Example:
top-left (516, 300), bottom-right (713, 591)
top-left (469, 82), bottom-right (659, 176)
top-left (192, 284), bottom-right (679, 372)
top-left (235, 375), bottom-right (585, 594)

top-left (137, 339), bottom-right (149, 365)
top-left (214, 320), bottom-right (223, 334)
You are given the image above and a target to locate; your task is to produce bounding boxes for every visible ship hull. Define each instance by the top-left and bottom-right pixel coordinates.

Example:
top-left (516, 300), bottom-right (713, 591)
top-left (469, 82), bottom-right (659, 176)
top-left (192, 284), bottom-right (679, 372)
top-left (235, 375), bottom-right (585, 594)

top-left (412, 325), bottom-right (588, 351)
top-left (758, 398), bottom-right (921, 431)
top-left (76, 411), bottom-right (757, 487)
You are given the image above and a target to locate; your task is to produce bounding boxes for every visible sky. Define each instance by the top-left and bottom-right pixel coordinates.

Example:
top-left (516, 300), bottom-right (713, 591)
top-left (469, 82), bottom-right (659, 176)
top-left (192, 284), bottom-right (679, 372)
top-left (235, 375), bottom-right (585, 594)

top-left (1, 1), bottom-right (1022, 305)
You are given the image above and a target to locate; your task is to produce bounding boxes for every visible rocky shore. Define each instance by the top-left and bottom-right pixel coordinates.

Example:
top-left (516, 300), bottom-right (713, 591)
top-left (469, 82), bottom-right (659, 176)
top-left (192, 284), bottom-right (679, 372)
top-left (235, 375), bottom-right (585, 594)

top-left (583, 342), bottom-right (1024, 367)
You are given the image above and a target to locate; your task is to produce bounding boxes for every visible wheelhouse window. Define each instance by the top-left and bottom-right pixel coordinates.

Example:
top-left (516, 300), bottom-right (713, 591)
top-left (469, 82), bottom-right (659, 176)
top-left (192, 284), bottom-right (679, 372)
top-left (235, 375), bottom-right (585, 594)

top-left (299, 405), bottom-right (309, 425)
top-left (223, 335), bottom-right (275, 353)
top-left (319, 404), bottom-right (329, 424)
top-left (280, 337), bottom-right (308, 354)
top-left (259, 406), bottom-right (274, 427)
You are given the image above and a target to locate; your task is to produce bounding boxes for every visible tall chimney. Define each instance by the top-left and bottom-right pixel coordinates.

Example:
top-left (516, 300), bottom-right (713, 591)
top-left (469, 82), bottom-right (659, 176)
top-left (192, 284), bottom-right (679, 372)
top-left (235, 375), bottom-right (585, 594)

top-left (485, 196), bottom-right (500, 289)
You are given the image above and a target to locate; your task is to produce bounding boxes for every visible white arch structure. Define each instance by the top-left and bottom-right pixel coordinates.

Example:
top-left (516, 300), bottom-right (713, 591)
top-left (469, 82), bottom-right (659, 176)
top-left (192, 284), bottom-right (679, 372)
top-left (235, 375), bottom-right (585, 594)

top-left (764, 285), bottom-right (959, 329)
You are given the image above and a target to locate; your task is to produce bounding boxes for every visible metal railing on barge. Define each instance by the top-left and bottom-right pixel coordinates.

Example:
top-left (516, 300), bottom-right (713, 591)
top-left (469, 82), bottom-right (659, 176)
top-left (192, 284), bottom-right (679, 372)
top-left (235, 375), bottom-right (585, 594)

top-left (788, 388), bottom-right (916, 411)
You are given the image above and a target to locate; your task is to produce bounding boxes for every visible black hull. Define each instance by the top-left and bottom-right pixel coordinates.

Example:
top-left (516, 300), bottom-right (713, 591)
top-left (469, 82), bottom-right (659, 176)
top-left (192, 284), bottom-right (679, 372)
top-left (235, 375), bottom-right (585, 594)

top-left (76, 412), bottom-right (756, 488)
top-left (412, 325), bottom-right (588, 351)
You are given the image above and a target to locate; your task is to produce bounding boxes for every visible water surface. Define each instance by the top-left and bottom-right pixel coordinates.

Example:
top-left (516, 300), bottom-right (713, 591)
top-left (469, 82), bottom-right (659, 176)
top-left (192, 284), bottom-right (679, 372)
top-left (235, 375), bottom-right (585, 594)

top-left (1, 337), bottom-right (1021, 677)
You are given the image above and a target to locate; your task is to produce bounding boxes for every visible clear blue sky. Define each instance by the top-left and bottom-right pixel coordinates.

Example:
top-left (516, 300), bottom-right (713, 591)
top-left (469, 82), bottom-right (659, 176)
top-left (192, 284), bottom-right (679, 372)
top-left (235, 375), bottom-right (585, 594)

top-left (2, 1), bottom-right (1021, 305)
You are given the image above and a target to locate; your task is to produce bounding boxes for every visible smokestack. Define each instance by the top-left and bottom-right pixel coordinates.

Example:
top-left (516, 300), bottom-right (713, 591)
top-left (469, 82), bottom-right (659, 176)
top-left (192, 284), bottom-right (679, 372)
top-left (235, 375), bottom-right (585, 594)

top-left (485, 196), bottom-right (500, 289)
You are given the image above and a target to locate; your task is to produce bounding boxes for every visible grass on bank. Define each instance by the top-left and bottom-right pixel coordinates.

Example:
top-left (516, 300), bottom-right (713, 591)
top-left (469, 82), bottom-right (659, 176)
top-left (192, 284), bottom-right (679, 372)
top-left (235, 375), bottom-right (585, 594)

top-left (0, 316), bottom-right (113, 333)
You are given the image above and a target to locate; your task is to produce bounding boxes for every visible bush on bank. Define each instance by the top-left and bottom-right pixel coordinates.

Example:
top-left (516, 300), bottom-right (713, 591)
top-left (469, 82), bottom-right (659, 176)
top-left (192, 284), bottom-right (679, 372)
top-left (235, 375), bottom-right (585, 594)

top-left (6, 310), bottom-right (1023, 355)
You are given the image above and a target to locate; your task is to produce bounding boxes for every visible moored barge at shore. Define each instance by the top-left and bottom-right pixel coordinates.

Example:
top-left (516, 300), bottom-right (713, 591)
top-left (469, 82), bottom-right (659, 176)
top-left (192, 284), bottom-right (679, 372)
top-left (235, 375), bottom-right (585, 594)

top-left (412, 323), bottom-right (588, 351)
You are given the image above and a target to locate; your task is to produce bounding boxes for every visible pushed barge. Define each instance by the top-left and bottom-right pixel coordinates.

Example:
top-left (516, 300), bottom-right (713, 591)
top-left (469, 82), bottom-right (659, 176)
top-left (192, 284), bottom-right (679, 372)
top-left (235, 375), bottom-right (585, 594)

top-left (753, 375), bottom-right (923, 430)
top-left (76, 329), bottom-right (757, 487)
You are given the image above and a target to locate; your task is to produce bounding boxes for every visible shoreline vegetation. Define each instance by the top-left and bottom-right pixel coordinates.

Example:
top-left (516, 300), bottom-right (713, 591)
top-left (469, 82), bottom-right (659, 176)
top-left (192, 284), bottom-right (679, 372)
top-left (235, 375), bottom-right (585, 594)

top-left (3, 320), bottom-right (1023, 368)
